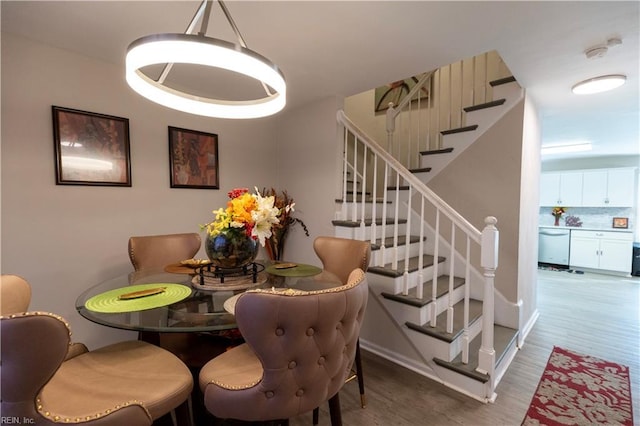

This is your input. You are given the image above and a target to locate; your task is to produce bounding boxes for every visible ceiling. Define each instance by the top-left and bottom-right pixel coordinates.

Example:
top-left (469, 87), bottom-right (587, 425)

top-left (2, 1), bottom-right (638, 161)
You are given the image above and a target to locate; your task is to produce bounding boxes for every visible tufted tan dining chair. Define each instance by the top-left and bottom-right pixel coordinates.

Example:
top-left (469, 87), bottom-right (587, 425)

top-left (128, 232), bottom-right (201, 271)
top-left (0, 274), bottom-right (194, 426)
top-left (312, 235), bottom-right (371, 420)
top-left (199, 268), bottom-right (368, 425)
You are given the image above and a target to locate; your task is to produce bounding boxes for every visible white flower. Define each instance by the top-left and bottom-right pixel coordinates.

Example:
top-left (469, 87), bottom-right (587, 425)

top-left (251, 189), bottom-right (281, 246)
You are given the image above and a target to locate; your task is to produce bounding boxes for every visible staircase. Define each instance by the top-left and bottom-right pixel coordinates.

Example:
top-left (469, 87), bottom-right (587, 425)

top-left (331, 52), bottom-right (524, 402)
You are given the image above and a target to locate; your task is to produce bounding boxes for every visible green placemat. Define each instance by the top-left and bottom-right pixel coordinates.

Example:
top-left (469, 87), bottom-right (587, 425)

top-left (266, 263), bottom-right (322, 277)
top-left (85, 283), bottom-right (192, 313)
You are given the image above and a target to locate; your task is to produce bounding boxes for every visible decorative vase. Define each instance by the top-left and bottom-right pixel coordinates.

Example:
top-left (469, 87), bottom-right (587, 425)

top-left (554, 216), bottom-right (561, 226)
top-left (205, 231), bottom-right (259, 269)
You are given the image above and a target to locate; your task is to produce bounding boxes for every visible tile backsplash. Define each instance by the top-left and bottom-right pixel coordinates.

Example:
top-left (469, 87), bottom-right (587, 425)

top-left (539, 206), bottom-right (634, 230)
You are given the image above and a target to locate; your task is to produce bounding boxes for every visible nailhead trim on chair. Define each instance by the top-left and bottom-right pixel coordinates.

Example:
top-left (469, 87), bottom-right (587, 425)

top-left (1, 312), bottom-right (152, 423)
top-left (0, 311), bottom-right (73, 341)
top-left (248, 269), bottom-right (365, 297)
top-left (36, 398), bottom-right (150, 423)
top-left (208, 378), bottom-right (261, 390)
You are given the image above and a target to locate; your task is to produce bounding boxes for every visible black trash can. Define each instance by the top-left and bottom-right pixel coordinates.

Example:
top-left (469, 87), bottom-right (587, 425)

top-left (633, 242), bottom-right (640, 277)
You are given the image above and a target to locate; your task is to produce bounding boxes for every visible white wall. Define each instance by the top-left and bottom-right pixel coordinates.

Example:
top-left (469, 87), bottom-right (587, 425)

top-left (0, 33), bottom-right (280, 348)
top-left (275, 96), bottom-right (345, 264)
top-left (518, 94), bottom-right (542, 328)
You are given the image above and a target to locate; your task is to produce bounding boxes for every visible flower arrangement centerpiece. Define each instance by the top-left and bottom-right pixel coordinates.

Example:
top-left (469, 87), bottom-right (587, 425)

top-left (261, 188), bottom-right (309, 261)
top-left (202, 187), bottom-right (280, 268)
top-left (551, 206), bottom-right (566, 226)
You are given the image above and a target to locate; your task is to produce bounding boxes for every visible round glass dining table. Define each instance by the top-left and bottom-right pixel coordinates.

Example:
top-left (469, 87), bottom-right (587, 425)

top-left (75, 260), bottom-right (340, 335)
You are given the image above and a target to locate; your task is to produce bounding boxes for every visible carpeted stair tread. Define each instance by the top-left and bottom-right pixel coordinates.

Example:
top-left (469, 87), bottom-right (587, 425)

top-left (463, 99), bottom-right (506, 112)
top-left (440, 125), bottom-right (478, 135)
top-left (370, 235), bottom-right (424, 251)
top-left (406, 299), bottom-right (483, 342)
top-left (433, 324), bottom-right (518, 383)
top-left (381, 275), bottom-right (465, 307)
top-left (368, 254), bottom-right (445, 278)
top-left (331, 218), bottom-right (407, 227)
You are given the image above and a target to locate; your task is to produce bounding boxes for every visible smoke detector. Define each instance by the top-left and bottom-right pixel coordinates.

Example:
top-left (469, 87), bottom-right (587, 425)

top-left (585, 46), bottom-right (608, 59)
top-left (584, 37), bottom-right (623, 60)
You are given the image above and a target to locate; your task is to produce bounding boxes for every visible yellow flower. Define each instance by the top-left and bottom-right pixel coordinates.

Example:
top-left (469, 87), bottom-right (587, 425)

top-left (203, 187), bottom-right (280, 246)
top-left (551, 207), bottom-right (566, 217)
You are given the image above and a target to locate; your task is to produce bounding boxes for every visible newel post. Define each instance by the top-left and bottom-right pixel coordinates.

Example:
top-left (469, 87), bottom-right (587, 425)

top-left (477, 217), bottom-right (498, 392)
top-left (385, 104), bottom-right (396, 153)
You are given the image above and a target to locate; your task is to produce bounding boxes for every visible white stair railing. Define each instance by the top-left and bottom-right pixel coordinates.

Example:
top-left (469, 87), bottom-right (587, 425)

top-left (338, 109), bottom-right (499, 378)
top-left (384, 51), bottom-right (511, 170)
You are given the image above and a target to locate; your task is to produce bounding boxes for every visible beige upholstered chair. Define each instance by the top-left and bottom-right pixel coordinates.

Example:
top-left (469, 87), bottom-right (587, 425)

top-left (313, 235), bottom-right (371, 416)
top-left (313, 236), bottom-right (372, 286)
top-left (128, 232), bottom-right (201, 271)
top-left (0, 274), bottom-right (194, 426)
top-left (199, 268), bottom-right (368, 425)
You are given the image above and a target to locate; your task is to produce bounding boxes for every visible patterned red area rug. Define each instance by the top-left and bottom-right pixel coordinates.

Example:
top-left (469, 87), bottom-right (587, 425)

top-left (522, 346), bottom-right (634, 426)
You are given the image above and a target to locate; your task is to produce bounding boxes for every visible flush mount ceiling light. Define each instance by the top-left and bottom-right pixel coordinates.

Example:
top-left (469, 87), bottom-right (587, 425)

top-left (541, 142), bottom-right (592, 155)
top-left (571, 74), bottom-right (626, 95)
top-left (125, 0), bottom-right (286, 119)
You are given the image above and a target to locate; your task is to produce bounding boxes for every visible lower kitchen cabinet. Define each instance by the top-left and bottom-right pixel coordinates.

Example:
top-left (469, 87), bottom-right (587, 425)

top-left (569, 230), bottom-right (633, 274)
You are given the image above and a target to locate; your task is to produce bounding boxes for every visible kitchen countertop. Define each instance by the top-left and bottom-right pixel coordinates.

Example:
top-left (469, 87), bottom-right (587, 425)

top-left (539, 225), bottom-right (633, 233)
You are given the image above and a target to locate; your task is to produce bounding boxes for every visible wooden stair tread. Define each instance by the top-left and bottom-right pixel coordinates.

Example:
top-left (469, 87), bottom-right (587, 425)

top-left (335, 198), bottom-right (390, 204)
top-left (420, 147), bottom-right (454, 156)
top-left (406, 299), bottom-right (483, 342)
top-left (368, 254), bottom-right (446, 278)
top-left (433, 324), bottom-right (519, 383)
top-left (332, 218), bottom-right (407, 228)
top-left (409, 167), bottom-right (432, 173)
top-left (381, 275), bottom-right (465, 307)
top-left (440, 125), bottom-right (479, 135)
top-left (370, 235), bottom-right (425, 251)
top-left (489, 76), bottom-right (516, 87)
top-left (463, 99), bottom-right (506, 112)
top-left (386, 185), bottom-right (410, 190)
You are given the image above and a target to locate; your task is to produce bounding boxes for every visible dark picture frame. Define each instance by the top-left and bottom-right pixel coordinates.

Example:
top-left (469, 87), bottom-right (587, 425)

top-left (374, 73), bottom-right (430, 113)
top-left (168, 126), bottom-right (219, 189)
top-left (52, 106), bottom-right (131, 186)
top-left (612, 217), bottom-right (629, 229)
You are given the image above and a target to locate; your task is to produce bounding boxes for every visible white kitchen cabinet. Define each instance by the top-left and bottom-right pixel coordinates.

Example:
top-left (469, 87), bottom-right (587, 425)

top-left (581, 168), bottom-right (635, 207)
top-left (569, 230), bottom-right (633, 274)
top-left (540, 172), bottom-right (583, 206)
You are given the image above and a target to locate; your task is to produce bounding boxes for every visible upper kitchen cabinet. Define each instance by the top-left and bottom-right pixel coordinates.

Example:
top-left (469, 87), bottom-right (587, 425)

top-left (581, 168), bottom-right (636, 207)
top-left (540, 172), bottom-right (583, 206)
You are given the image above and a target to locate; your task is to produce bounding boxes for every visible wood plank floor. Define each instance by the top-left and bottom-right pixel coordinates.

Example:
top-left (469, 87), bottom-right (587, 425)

top-left (289, 269), bottom-right (640, 426)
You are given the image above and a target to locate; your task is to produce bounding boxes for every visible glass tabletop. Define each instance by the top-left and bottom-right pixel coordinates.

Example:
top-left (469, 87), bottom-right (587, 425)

top-left (76, 260), bottom-right (340, 333)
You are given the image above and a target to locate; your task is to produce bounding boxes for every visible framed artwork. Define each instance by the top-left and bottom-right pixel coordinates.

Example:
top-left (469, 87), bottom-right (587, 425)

top-left (374, 73), bottom-right (430, 113)
top-left (612, 217), bottom-right (628, 229)
top-left (52, 106), bottom-right (131, 186)
top-left (168, 126), bottom-right (219, 189)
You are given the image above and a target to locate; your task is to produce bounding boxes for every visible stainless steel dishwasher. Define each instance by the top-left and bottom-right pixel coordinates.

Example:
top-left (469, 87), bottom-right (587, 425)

top-left (538, 228), bottom-right (571, 266)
